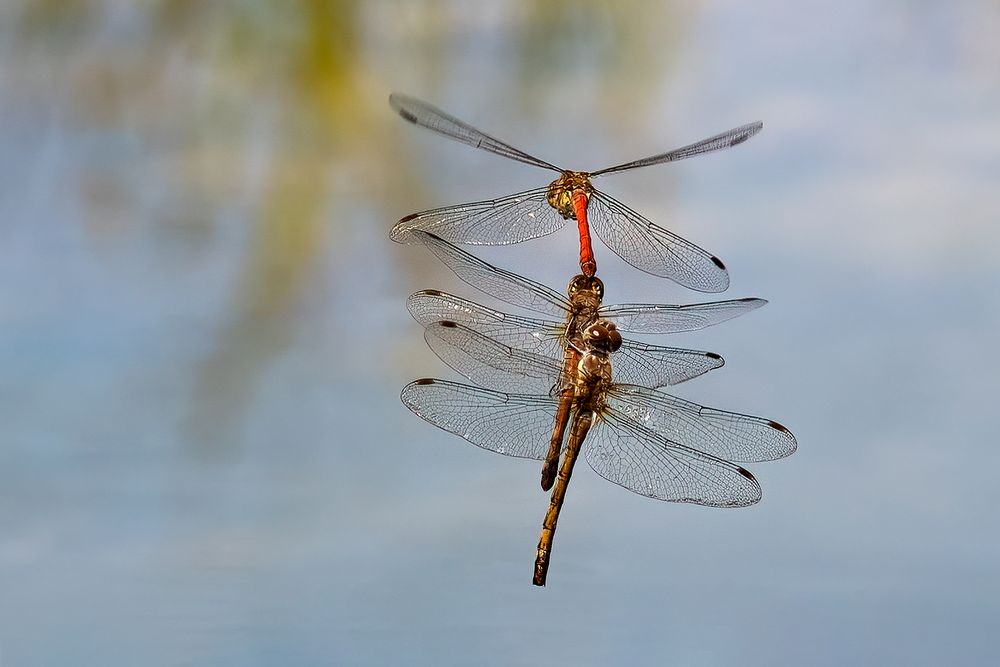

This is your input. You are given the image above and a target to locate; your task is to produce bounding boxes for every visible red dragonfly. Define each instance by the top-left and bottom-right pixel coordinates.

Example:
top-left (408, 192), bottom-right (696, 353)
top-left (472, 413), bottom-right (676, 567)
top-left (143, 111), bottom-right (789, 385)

top-left (390, 93), bottom-right (762, 291)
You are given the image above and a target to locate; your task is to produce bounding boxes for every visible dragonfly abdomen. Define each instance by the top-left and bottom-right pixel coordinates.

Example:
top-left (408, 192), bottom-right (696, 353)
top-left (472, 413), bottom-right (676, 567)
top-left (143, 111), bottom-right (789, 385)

top-left (533, 409), bottom-right (594, 587)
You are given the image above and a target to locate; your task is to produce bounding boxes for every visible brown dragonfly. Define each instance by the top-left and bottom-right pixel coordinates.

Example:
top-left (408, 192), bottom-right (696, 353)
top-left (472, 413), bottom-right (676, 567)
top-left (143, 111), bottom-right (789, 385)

top-left (411, 286), bottom-right (726, 491)
top-left (406, 230), bottom-right (767, 489)
top-left (390, 93), bottom-right (762, 291)
top-left (402, 318), bottom-right (796, 586)
top-left (408, 289), bottom-right (729, 392)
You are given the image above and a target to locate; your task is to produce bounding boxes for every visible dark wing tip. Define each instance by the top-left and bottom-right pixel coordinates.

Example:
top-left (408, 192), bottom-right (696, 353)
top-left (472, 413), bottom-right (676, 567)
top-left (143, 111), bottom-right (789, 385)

top-left (768, 420), bottom-right (791, 434)
top-left (439, 320), bottom-right (458, 328)
top-left (706, 352), bottom-right (722, 360)
top-left (413, 378), bottom-right (436, 386)
top-left (421, 289), bottom-right (444, 297)
top-left (388, 93), bottom-right (419, 123)
top-left (398, 212), bottom-right (419, 223)
top-left (711, 255), bottom-right (726, 270)
top-left (737, 466), bottom-right (756, 481)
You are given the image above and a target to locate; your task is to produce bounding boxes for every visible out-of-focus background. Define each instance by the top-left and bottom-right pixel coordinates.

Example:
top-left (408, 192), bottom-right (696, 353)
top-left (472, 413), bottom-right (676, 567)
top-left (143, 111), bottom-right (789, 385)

top-left (2, 1), bottom-right (998, 664)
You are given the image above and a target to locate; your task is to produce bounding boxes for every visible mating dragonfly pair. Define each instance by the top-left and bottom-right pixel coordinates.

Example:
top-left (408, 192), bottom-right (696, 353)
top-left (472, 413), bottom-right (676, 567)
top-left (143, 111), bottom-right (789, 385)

top-left (389, 94), bottom-right (796, 586)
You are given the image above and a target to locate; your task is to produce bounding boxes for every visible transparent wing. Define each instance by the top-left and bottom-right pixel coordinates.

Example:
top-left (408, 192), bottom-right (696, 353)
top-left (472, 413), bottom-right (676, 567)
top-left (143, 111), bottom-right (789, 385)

top-left (601, 297), bottom-right (766, 334)
top-left (423, 321), bottom-right (561, 394)
top-left (400, 379), bottom-right (558, 460)
top-left (590, 122), bottom-right (763, 176)
top-left (586, 409), bottom-right (761, 507)
top-left (407, 290), bottom-right (565, 359)
top-left (407, 291), bottom-right (725, 389)
top-left (390, 188), bottom-right (567, 245)
top-left (408, 230), bottom-right (571, 317)
top-left (606, 384), bottom-right (797, 463)
top-left (588, 191), bottom-right (729, 292)
top-left (390, 93), bottom-right (562, 172)
top-left (614, 340), bottom-right (724, 388)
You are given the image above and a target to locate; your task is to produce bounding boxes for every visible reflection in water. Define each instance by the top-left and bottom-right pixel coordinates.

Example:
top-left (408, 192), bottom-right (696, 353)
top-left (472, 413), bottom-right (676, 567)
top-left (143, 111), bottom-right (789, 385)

top-left (5, 1), bottom-right (682, 447)
top-left (5, 1), bottom-right (1000, 665)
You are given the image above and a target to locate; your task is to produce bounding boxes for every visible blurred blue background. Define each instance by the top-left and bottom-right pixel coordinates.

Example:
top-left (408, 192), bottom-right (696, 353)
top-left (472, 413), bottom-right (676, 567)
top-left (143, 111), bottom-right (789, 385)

top-left (1, 1), bottom-right (998, 665)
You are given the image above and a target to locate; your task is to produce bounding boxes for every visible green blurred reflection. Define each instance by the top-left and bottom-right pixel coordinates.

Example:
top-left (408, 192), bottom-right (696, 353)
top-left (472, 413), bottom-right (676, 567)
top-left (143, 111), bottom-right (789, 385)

top-left (6, 0), bottom-right (681, 446)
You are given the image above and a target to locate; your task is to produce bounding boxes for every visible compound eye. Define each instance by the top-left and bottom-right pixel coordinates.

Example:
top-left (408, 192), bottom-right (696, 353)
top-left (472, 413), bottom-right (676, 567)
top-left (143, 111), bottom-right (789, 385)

top-left (607, 329), bottom-right (623, 352)
top-left (584, 320), bottom-right (622, 353)
top-left (592, 277), bottom-right (605, 298)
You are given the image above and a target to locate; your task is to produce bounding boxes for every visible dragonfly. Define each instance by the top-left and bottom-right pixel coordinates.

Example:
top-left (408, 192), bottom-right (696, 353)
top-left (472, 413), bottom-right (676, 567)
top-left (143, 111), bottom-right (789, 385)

top-left (411, 288), bottom-right (725, 490)
top-left (407, 230), bottom-right (766, 489)
top-left (390, 93), bottom-right (762, 291)
top-left (408, 288), bottom-right (729, 391)
top-left (402, 318), bottom-right (797, 586)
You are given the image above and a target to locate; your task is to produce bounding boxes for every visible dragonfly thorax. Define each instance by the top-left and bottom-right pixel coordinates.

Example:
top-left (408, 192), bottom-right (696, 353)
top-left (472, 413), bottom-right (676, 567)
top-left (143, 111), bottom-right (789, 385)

top-left (546, 171), bottom-right (593, 219)
top-left (573, 347), bottom-right (614, 410)
top-left (565, 274), bottom-right (604, 340)
top-left (584, 320), bottom-right (623, 353)
top-left (569, 320), bottom-right (620, 407)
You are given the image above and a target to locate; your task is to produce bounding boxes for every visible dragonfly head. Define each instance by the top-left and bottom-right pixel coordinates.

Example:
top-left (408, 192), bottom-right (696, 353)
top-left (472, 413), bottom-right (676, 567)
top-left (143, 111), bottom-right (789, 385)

top-left (547, 171), bottom-right (593, 219)
top-left (584, 320), bottom-right (622, 354)
top-left (567, 274), bottom-right (604, 301)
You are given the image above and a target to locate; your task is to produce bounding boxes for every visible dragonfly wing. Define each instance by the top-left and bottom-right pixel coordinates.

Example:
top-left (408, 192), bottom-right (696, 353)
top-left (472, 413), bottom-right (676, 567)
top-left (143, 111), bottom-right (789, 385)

top-left (401, 379), bottom-right (557, 460)
top-left (606, 385), bottom-right (797, 463)
top-left (390, 188), bottom-right (567, 245)
top-left (586, 409), bottom-right (761, 507)
top-left (589, 122), bottom-right (763, 176)
top-left (407, 291), bottom-right (565, 359)
top-left (601, 297), bottom-right (766, 334)
top-left (408, 291), bottom-right (725, 388)
top-left (408, 230), bottom-right (571, 317)
top-left (614, 340), bottom-right (725, 388)
top-left (423, 321), bottom-right (561, 394)
top-left (390, 93), bottom-right (562, 172)
top-left (588, 191), bottom-right (729, 292)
